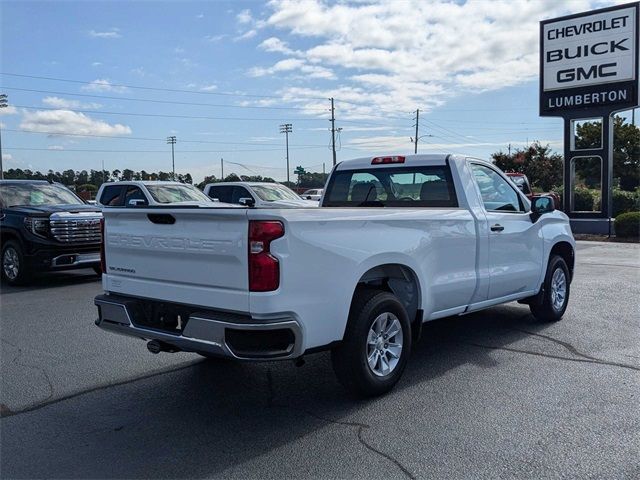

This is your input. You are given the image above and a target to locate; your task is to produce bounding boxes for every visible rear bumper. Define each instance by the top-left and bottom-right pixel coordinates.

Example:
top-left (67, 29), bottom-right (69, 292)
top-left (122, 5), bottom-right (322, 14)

top-left (94, 294), bottom-right (303, 360)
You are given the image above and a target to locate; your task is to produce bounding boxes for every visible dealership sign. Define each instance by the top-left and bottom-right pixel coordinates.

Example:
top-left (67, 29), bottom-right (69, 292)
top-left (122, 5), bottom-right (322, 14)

top-left (540, 2), bottom-right (639, 116)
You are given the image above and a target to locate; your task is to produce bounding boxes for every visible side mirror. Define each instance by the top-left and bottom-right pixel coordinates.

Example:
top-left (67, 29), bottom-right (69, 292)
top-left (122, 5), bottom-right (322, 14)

top-left (239, 197), bottom-right (255, 207)
top-left (530, 196), bottom-right (555, 222)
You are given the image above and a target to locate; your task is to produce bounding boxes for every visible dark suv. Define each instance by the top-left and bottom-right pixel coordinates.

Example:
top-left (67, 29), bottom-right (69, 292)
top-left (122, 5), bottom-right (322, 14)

top-left (0, 180), bottom-right (102, 285)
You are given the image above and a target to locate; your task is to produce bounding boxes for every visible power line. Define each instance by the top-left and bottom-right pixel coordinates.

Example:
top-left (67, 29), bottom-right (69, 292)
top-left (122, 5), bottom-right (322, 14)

top-left (0, 72), bottom-right (327, 101)
top-left (1, 86), bottom-right (329, 111)
top-left (2, 128), bottom-right (329, 147)
top-left (4, 146), bottom-right (326, 153)
top-left (14, 104), bottom-right (328, 122)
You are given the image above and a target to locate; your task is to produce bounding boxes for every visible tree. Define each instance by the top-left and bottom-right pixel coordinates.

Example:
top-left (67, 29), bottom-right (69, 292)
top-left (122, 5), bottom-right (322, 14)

top-left (492, 142), bottom-right (563, 191)
top-left (121, 169), bottom-right (134, 181)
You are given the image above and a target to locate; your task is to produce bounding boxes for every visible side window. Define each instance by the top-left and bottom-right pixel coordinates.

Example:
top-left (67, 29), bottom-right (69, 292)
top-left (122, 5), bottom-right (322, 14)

top-left (231, 186), bottom-right (253, 204)
top-left (99, 186), bottom-right (124, 206)
top-left (471, 164), bottom-right (523, 213)
top-left (124, 186), bottom-right (149, 207)
top-left (208, 186), bottom-right (232, 203)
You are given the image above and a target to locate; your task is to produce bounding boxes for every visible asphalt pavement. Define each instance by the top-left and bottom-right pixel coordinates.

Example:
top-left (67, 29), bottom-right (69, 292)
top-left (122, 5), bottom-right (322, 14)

top-left (1, 241), bottom-right (639, 479)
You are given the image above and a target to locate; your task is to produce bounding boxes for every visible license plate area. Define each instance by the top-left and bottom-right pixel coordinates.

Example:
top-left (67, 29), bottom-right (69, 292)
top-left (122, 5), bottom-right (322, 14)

top-left (129, 299), bottom-right (196, 335)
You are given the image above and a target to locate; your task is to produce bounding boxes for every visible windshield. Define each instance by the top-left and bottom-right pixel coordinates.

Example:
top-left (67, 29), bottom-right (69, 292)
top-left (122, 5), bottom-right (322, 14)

top-left (145, 184), bottom-right (211, 204)
top-left (324, 166), bottom-right (458, 207)
top-left (0, 183), bottom-right (84, 207)
top-left (251, 184), bottom-right (301, 201)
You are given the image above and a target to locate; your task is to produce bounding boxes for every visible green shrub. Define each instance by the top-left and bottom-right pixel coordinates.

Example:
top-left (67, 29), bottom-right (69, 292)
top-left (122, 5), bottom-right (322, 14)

top-left (612, 189), bottom-right (640, 217)
top-left (615, 211), bottom-right (640, 238)
top-left (573, 188), bottom-right (597, 211)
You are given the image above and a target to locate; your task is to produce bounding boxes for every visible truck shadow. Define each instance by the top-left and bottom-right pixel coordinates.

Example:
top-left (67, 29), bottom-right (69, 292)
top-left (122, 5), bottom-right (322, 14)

top-left (0, 269), bottom-right (100, 294)
top-left (1, 305), bottom-right (569, 479)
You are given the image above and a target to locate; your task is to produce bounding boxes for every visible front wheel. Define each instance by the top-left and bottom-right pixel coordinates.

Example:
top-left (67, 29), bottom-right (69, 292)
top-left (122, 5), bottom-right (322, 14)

top-left (2, 241), bottom-right (31, 285)
top-left (331, 289), bottom-right (412, 397)
top-left (530, 255), bottom-right (570, 322)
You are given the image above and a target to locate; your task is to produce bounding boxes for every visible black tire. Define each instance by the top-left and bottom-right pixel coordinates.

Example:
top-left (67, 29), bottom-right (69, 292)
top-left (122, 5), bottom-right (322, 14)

top-left (530, 255), bottom-right (570, 322)
top-left (331, 288), bottom-right (412, 398)
top-left (1, 240), bottom-right (31, 285)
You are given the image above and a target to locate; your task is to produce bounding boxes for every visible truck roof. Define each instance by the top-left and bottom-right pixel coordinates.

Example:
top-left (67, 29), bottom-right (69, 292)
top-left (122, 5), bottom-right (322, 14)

top-left (335, 154), bottom-right (487, 170)
top-left (98, 180), bottom-right (187, 186)
top-left (205, 182), bottom-right (287, 187)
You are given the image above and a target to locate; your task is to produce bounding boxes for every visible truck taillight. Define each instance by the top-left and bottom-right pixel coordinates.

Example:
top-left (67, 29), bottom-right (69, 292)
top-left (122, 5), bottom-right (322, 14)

top-left (248, 220), bottom-right (284, 292)
top-left (372, 155), bottom-right (405, 164)
top-left (99, 218), bottom-right (105, 274)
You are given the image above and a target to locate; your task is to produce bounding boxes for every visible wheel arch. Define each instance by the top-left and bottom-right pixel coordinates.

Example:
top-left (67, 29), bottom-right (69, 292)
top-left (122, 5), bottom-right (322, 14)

top-left (550, 241), bottom-right (575, 281)
top-left (351, 263), bottom-right (422, 328)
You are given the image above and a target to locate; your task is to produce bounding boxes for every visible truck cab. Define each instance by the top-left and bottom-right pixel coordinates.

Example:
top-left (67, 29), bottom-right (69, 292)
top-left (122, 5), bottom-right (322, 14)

top-left (0, 180), bottom-right (102, 284)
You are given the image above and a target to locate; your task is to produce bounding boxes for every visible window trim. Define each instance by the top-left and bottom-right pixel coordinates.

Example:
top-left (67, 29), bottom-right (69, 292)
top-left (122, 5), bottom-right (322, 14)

top-left (469, 162), bottom-right (528, 214)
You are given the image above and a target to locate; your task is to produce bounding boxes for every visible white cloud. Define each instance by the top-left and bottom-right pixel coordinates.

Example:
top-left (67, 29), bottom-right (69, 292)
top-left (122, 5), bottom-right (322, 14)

top-left (89, 28), bottom-right (121, 39)
top-left (249, 58), bottom-right (335, 79)
top-left (200, 84), bottom-right (218, 92)
top-left (43, 96), bottom-right (102, 110)
top-left (2, 153), bottom-right (12, 161)
top-left (258, 0), bottom-right (598, 115)
top-left (196, 13), bottom-right (204, 19)
top-left (20, 109), bottom-right (132, 137)
top-left (91, 62), bottom-right (102, 67)
top-left (235, 29), bottom-right (257, 41)
top-left (236, 9), bottom-right (252, 24)
top-left (174, 47), bottom-right (185, 54)
top-left (81, 79), bottom-right (128, 93)
top-left (205, 34), bottom-right (227, 43)
top-left (258, 37), bottom-right (294, 55)
top-left (47, 145), bottom-right (65, 150)
top-left (0, 105), bottom-right (17, 115)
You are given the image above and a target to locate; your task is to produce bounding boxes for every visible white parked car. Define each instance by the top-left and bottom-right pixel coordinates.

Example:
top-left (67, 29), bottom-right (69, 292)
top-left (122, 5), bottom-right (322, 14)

top-left (95, 154), bottom-right (574, 397)
top-left (96, 181), bottom-right (212, 207)
top-left (301, 188), bottom-right (323, 201)
top-left (203, 182), bottom-right (316, 208)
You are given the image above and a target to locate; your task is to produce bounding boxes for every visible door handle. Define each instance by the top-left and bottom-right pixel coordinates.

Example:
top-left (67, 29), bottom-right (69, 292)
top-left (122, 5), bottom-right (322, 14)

top-left (490, 224), bottom-right (504, 232)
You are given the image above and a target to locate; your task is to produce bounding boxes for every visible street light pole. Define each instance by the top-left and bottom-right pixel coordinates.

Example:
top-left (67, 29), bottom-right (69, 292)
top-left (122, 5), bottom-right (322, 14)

top-left (0, 93), bottom-right (7, 180)
top-left (279, 123), bottom-right (292, 183)
top-left (166, 136), bottom-right (177, 180)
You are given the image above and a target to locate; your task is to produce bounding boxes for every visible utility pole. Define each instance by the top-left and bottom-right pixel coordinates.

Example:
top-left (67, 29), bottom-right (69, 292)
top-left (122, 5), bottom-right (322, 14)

top-left (0, 93), bottom-right (7, 179)
top-left (508, 143), bottom-right (511, 156)
top-left (414, 109), bottom-right (419, 154)
top-left (279, 123), bottom-right (292, 183)
top-left (330, 97), bottom-right (337, 166)
top-left (220, 157), bottom-right (224, 179)
top-left (166, 136), bottom-right (177, 180)
top-left (323, 162), bottom-right (325, 175)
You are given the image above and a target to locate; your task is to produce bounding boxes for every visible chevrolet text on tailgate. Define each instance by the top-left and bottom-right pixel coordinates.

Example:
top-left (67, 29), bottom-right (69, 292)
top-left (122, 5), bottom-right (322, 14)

top-left (95, 154), bottom-right (575, 397)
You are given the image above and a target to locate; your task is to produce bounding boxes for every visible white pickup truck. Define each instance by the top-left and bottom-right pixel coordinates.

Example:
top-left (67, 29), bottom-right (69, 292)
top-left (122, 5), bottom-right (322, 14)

top-left (95, 154), bottom-right (575, 397)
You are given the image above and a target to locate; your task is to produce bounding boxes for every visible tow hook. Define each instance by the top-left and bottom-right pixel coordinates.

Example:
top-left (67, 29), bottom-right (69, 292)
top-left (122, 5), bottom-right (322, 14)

top-left (147, 340), bottom-right (180, 354)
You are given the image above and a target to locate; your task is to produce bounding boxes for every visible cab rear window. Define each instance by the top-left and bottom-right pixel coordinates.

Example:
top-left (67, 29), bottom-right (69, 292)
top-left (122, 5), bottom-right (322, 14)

top-left (323, 166), bottom-right (458, 207)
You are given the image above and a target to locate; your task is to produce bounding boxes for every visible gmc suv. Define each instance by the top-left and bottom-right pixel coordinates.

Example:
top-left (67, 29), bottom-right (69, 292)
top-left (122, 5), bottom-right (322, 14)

top-left (0, 180), bottom-right (102, 285)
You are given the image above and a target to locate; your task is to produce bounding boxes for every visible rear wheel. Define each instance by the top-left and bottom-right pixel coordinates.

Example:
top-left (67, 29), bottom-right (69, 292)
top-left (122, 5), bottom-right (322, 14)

top-left (2, 241), bottom-right (31, 285)
top-left (331, 288), bottom-right (412, 397)
top-left (530, 255), bottom-right (570, 322)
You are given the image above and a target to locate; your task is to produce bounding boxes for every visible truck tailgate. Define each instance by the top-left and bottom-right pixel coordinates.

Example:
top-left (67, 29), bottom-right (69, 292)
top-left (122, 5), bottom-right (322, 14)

top-left (102, 208), bottom-right (250, 312)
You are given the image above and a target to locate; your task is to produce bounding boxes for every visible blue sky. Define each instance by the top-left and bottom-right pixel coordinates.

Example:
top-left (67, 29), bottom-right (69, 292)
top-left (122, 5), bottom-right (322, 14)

top-left (0, 0), bottom-right (633, 182)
